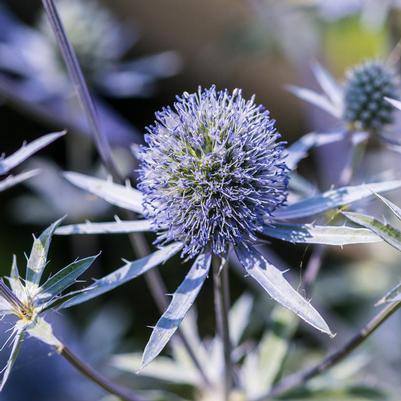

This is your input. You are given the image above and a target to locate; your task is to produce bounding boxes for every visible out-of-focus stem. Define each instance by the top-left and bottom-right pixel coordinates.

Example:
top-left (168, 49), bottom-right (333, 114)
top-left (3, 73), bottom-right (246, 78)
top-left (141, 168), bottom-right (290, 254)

top-left (254, 301), bottom-right (401, 401)
top-left (41, 0), bottom-right (120, 179)
top-left (59, 341), bottom-right (147, 401)
top-left (213, 256), bottom-right (233, 401)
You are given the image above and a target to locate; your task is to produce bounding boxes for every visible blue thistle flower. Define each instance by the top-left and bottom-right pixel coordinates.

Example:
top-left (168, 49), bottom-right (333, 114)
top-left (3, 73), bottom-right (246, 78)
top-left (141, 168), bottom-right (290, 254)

top-left (343, 61), bottom-right (399, 131)
top-left (138, 86), bottom-right (289, 258)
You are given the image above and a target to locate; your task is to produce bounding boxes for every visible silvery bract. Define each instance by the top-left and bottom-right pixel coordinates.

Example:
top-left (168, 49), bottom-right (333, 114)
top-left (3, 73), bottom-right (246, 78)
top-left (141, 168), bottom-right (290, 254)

top-left (0, 131), bottom-right (65, 192)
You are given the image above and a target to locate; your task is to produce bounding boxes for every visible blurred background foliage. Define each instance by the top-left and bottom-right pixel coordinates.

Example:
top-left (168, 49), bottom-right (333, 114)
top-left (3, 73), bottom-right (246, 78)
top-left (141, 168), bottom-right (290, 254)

top-left (1, 1), bottom-right (401, 400)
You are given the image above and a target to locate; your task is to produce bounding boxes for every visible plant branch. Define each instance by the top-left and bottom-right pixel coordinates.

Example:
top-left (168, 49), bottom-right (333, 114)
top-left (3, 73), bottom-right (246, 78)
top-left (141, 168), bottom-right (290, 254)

top-left (254, 301), bottom-right (401, 401)
top-left (213, 256), bottom-right (233, 400)
top-left (41, 0), bottom-right (120, 179)
top-left (59, 341), bottom-right (147, 401)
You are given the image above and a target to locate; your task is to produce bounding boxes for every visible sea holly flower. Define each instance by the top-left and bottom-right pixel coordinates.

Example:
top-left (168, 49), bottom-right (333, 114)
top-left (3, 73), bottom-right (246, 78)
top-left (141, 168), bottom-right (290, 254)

top-left (343, 61), bottom-right (399, 131)
top-left (288, 60), bottom-right (401, 147)
top-left (0, 219), bottom-right (98, 390)
top-left (55, 87), bottom-right (401, 369)
top-left (0, 131), bottom-right (65, 192)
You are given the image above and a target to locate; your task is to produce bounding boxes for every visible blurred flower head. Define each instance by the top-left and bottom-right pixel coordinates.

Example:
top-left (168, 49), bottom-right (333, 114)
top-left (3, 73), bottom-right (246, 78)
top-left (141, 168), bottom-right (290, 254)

top-left (343, 60), bottom-right (399, 131)
top-left (138, 86), bottom-right (289, 258)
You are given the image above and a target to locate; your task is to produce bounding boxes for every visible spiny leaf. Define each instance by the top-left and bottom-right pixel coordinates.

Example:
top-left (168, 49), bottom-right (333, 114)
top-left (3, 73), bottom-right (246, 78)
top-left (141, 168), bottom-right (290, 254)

top-left (235, 244), bottom-right (333, 336)
top-left (55, 220), bottom-right (152, 235)
top-left (37, 254), bottom-right (99, 302)
top-left (0, 131), bottom-right (65, 175)
top-left (275, 180), bottom-right (401, 220)
top-left (0, 170), bottom-right (40, 192)
top-left (26, 217), bottom-right (65, 287)
top-left (261, 223), bottom-right (381, 245)
top-left (343, 211), bottom-right (401, 252)
top-left (140, 251), bottom-right (212, 370)
top-left (62, 242), bottom-right (183, 308)
top-left (64, 172), bottom-right (143, 214)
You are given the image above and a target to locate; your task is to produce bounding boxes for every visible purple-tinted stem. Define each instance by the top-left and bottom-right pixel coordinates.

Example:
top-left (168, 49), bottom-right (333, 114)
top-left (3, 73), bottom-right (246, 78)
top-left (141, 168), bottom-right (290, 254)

top-left (41, 0), bottom-right (120, 180)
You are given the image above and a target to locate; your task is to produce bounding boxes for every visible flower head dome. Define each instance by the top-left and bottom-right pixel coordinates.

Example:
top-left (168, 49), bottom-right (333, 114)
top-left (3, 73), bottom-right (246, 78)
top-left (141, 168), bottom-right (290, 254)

top-left (139, 86), bottom-right (289, 258)
top-left (343, 60), bottom-right (399, 131)
top-left (38, 0), bottom-right (124, 74)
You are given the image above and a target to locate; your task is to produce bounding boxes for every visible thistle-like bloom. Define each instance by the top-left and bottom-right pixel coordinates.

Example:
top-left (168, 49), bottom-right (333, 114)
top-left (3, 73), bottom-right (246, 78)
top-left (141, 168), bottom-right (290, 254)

top-left (287, 60), bottom-right (401, 147)
top-left (56, 87), bottom-right (401, 371)
top-left (343, 61), bottom-right (398, 131)
top-left (139, 86), bottom-right (289, 258)
top-left (0, 219), bottom-right (98, 390)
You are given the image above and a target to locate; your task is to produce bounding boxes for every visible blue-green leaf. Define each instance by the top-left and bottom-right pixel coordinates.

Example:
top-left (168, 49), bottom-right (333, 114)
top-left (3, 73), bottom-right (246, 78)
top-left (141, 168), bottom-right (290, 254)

top-left (140, 251), bottom-right (212, 370)
top-left (62, 242), bottom-right (183, 308)
top-left (26, 218), bottom-right (65, 287)
top-left (0, 131), bottom-right (65, 175)
top-left (64, 172), bottom-right (143, 214)
top-left (235, 244), bottom-right (333, 336)
top-left (0, 170), bottom-right (40, 192)
top-left (275, 181), bottom-right (401, 220)
top-left (343, 211), bottom-right (401, 252)
top-left (37, 254), bottom-right (99, 302)
top-left (261, 223), bottom-right (381, 245)
top-left (55, 220), bottom-right (152, 235)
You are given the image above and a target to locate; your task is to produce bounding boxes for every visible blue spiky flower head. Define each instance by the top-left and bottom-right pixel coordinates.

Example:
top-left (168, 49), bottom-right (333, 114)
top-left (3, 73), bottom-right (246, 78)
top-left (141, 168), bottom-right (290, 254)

top-left (139, 86), bottom-right (289, 258)
top-left (343, 60), bottom-right (399, 131)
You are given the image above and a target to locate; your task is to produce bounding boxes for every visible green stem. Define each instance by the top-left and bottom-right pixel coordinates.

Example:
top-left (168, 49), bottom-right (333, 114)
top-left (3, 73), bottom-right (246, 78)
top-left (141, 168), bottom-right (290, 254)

top-left (213, 256), bottom-right (232, 400)
top-left (59, 341), bottom-right (147, 401)
top-left (254, 301), bottom-right (401, 401)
